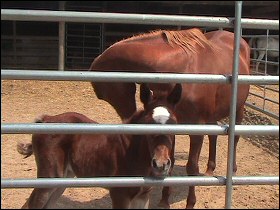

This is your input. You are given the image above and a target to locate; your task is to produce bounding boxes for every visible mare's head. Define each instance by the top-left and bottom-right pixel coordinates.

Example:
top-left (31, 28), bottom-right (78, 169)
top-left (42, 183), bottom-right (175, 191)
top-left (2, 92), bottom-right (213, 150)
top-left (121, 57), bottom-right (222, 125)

top-left (129, 83), bottom-right (182, 177)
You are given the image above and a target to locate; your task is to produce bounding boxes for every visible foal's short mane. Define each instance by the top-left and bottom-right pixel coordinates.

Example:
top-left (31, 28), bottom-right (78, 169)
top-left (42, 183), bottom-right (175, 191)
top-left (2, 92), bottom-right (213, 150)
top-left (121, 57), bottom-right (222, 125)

top-left (121, 28), bottom-right (219, 55)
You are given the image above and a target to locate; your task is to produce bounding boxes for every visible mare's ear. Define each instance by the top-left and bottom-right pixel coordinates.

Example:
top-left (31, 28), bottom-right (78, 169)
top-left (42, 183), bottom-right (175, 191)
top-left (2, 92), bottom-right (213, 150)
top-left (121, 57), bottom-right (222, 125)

top-left (167, 83), bottom-right (182, 106)
top-left (140, 83), bottom-right (153, 107)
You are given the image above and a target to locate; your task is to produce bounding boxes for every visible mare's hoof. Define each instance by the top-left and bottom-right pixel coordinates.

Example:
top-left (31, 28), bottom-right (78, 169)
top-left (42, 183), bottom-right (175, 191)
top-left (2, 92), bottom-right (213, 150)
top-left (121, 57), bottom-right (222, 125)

top-left (204, 171), bottom-right (214, 176)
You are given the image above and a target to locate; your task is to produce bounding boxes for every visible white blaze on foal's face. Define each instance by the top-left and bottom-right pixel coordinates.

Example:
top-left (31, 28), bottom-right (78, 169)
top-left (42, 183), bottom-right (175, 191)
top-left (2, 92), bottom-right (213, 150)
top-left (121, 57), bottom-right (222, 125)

top-left (152, 106), bottom-right (170, 124)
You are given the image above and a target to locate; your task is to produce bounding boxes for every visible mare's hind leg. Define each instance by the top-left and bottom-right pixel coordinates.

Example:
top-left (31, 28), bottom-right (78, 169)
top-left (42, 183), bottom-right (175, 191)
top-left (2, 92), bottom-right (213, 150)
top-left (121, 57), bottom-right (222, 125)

top-left (232, 106), bottom-right (245, 174)
top-left (158, 138), bottom-right (175, 208)
top-left (205, 104), bottom-right (245, 177)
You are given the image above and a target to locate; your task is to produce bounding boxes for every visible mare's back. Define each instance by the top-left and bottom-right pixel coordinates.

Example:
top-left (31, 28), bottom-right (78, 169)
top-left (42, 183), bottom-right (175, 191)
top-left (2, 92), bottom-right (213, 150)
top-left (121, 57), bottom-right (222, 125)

top-left (204, 30), bottom-right (250, 74)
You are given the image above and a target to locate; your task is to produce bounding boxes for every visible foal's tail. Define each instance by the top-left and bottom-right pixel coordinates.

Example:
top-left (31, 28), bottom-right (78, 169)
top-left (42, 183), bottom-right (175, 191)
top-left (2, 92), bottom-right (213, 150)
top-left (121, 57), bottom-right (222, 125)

top-left (17, 142), bottom-right (33, 158)
top-left (16, 115), bottom-right (46, 159)
top-left (17, 115), bottom-right (47, 159)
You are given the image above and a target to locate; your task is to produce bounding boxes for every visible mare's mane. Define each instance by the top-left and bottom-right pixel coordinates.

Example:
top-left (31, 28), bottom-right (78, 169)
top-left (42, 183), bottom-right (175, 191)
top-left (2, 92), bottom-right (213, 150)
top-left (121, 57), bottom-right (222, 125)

top-left (121, 28), bottom-right (219, 54)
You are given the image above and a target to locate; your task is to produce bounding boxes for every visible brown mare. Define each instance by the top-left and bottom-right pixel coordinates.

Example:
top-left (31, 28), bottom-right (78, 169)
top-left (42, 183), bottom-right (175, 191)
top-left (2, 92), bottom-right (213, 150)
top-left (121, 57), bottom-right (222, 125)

top-left (89, 28), bottom-right (251, 208)
top-left (17, 83), bottom-right (182, 209)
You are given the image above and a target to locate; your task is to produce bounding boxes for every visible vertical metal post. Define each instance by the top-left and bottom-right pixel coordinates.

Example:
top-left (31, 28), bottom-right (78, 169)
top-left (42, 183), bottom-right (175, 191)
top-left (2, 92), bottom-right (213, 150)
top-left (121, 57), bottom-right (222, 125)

top-left (13, 21), bottom-right (17, 66)
top-left (59, 1), bottom-right (65, 71)
top-left (262, 30), bottom-right (269, 110)
top-left (101, 1), bottom-right (106, 53)
top-left (225, 1), bottom-right (242, 209)
top-left (177, 5), bottom-right (182, 30)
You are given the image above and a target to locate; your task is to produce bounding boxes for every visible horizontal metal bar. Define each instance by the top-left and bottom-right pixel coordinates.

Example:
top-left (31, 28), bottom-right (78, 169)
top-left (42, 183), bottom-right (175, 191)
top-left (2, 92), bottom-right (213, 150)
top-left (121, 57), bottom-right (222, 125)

top-left (251, 48), bottom-right (279, 52)
top-left (245, 102), bottom-right (279, 120)
top-left (242, 35), bottom-right (279, 38)
top-left (1, 9), bottom-right (231, 27)
top-left (234, 125), bottom-right (279, 135)
top-left (1, 123), bottom-right (228, 135)
top-left (251, 59), bottom-right (279, 66)
top-left (0, 69), bottom-right (229, 83)
top-left (249, 92), bottom-right (265, 99)
top-left (1, 176), bottom-right (278, 189)
top-left (237, 75), bottom-right (279, 84)
top-left (240, 18), bottom-right (279, 30)
top-left (1, 123), bottom-right (279, 136)
top-left (263, 97), bottom-right (278, 105)
top-left (249, 92), bottom-right (279, 104)
top-left (1, 70), bottom-right (279, 85)
top-left (256, 85), bottom-right (279, 93)
top-left (1, 9), bottom-right (279, 30)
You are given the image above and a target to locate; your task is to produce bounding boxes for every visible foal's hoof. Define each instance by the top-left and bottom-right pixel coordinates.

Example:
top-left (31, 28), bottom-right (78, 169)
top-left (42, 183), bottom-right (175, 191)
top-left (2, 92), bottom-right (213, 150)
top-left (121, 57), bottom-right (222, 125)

top-left (157, 200), bottom-right (170, 209)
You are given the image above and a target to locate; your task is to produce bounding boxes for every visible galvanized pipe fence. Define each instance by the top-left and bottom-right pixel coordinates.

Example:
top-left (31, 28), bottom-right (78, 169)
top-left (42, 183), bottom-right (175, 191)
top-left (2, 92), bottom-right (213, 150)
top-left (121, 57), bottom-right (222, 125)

top-left (2, 176), bottom-right (279, 189)
top-left (242, 30), bottom-right (279, 120)
top-left (1, 8), bottom-right (278, 30)
top-left (1, 1), bottom-right (279, 209)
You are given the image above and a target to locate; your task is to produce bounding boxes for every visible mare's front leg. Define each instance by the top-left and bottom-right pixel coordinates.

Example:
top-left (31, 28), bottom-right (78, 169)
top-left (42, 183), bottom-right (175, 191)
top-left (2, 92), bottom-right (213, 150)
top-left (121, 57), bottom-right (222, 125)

top-left (205, 134), bottom-right (218, 176)
top-left (186, 135), bottom-right (204, 209)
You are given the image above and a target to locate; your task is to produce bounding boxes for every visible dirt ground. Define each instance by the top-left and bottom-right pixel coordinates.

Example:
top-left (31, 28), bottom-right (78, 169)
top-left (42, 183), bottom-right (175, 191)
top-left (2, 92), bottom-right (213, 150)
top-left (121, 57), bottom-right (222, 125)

top-left (1, 80), bottom-right (279, 209)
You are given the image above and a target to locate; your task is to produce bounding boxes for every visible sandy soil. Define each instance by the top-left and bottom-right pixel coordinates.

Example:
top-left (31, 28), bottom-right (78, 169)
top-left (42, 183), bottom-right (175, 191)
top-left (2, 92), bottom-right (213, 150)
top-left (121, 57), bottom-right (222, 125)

top-left (1, 80), bottom-right (279, 209)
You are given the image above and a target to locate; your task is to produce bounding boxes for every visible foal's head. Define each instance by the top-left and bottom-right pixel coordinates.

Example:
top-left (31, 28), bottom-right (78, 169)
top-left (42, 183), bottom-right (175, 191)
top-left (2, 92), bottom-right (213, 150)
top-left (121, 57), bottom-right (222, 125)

top-left (131, 83), bottom-right (182, 177)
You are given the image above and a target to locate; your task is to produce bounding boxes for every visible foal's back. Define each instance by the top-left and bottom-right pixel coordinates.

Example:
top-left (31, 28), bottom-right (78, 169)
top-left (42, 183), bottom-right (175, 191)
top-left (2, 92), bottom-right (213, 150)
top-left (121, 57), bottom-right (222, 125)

top-left (32, 112), bottom-right (125, 178)
top-left (35, 112), bottom-right (95, 123)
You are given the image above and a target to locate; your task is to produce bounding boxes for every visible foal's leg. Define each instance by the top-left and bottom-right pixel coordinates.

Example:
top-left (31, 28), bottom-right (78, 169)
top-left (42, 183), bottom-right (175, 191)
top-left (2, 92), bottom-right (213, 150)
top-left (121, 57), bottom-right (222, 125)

top-left (22, 149), bottom-right (66, 208)
top-left (158, 138), bottom-right (175, 208)
top-left (43, 170), bottom-right (75, 208)
top-left (21, 188), bottom-right (59, 209)
top-left (110, 188), bottom-right (132, 209)
top-left (185, 135), bottom-right (204, 209)
top-left (131, 191), bottom-right (150, 209)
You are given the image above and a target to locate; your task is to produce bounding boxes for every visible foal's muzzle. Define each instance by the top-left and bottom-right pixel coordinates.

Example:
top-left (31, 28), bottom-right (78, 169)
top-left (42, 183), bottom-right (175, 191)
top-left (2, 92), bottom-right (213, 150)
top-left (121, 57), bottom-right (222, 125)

top-left (151, 157), bottom-right (171, 177)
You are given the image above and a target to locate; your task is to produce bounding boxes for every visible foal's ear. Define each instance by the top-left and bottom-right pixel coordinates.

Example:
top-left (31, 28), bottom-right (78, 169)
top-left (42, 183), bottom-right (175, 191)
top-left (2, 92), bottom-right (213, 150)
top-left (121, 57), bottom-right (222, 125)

top-left (140, 83), bottom-right (153, 106)
top-left (167, 83), bottom-right (182, 106)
